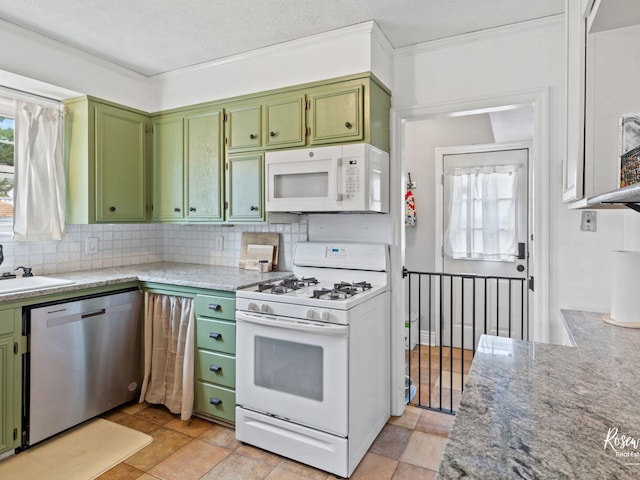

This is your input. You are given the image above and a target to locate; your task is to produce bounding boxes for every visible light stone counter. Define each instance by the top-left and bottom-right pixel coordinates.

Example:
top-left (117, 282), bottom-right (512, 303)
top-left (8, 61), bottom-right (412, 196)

top-left (0, 262), bottom-right (292, 303)
top-left (437, 310), bottom-right (640, 479)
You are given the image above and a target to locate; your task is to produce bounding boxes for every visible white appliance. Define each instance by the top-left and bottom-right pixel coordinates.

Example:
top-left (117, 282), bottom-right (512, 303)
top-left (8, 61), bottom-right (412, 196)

top-left (265, 143), bottom-right (389, 213)
top-left (235, 242), bottom-right (391, 478)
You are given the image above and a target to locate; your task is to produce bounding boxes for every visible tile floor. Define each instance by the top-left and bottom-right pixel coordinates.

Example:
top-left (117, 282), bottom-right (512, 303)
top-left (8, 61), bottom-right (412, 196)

top-left (97, 401), bottom-right (455, 480)
top-left (406, 346), bottom-right (473, 412)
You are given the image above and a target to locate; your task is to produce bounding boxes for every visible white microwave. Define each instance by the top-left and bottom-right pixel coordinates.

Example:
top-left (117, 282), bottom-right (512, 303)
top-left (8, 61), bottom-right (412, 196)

top-left (265, 143), bottom-right (389, 213)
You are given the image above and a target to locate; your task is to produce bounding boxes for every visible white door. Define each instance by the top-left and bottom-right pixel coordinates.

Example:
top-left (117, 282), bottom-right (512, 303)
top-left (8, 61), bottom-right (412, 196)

top-left (438, 144), bottom-right (529, 349)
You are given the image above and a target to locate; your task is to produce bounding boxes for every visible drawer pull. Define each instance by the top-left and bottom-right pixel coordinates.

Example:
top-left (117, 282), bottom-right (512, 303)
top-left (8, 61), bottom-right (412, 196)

top-left (208, 303), bottom-right (222, 311)
top-left (209, 365), bottom-right (222, 373)
top-left (209, 332), bottom-right (222, 340)
top-left (209, 397), bottom-right (222, 406)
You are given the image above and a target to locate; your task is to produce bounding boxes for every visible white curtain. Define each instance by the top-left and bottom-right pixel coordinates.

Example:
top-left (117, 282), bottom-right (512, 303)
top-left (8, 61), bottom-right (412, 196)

top-left (13, 100), bottom-right (65, 241)
top-left (444, 164), bottom-right (518, 261)
top-left (140, 293), bottom-right (195, 420)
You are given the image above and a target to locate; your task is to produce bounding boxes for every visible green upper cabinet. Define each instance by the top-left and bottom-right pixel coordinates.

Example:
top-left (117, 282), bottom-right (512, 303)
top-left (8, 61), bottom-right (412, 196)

top-left (0, 308), bottom-right (22, 455)
top-left (307, 76), bottom-right (390, 152)
top-left (185, 108), bottom-right (224, 222)
top-left (225, 152), bottom-right (264, 222)
top-left (226, 104), bottom-right (261, 152)
top-left (308, 84), bottom-right (363, 145)
top-left (152, 115), bottom-right (184, 221)
top-left (262, 93), bottom-right (306, 150)
top-left (64, 97), bottom-right (149, 224)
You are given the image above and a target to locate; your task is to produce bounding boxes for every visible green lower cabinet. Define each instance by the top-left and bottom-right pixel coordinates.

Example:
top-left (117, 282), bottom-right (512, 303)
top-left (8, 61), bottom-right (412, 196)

top-left (194, 382), bottom-right (236, 423)
top-left (0, 308), bottom-right (21, 455)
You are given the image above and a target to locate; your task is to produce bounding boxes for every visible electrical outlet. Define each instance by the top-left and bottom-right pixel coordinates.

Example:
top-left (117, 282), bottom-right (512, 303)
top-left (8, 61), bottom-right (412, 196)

top-left (215, 236), bottom-right (224, 251)
top-left (580, 211), bottom-right (597, 232)
top-left (85, 237), bottom-right (99, 254)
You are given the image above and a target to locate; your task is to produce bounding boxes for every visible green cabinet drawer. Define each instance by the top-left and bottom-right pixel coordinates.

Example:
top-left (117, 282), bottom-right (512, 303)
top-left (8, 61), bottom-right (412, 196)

top-left (196, 318), bottom-right (236, 354)
top-left (195, 350), bottom-right (235, 388)
top-left (194, 294), bottom-right (235, 320)
top-left (195, 382), bottom-right (235, 423)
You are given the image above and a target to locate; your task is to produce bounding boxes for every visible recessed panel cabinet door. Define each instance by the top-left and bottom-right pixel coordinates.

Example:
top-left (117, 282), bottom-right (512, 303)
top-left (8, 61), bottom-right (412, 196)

top-left (0, 308), bottom-right (20, 455)
top-left (226, 153), bottom-right (264, 222)
top-left (226, 105), bottom-right (261, 152)
top-left (185, 109), bottom-right (224, 222)
top-left (152, 116), bottom-right (184, 221)
top-left (95, 104), bottom-right (148, 222)
top-left (308, 85), bottom-right (364, 145)
top-left (263, 94), bottom-right (306, 149)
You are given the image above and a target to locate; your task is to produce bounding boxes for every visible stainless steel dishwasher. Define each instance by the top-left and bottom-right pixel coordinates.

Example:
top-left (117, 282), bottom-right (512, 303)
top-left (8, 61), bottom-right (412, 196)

top-left (24, 288), bottom-right (142, 446)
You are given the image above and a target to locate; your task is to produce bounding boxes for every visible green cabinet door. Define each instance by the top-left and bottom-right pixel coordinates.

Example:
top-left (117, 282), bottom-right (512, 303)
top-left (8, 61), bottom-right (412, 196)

top-left (225, 153), bottom-right (264, 222)
top-left (95, 104), bottom-right (148, 222)
top-left (308, 84), bottom-right (364, 145)
top-left (226, 104), bottom-right (261, 152)
top-left (185, 108), bottom-right (224, 222)
top-left (263, 93), bottom-right (306, 149)
top-left (0, 308), bottom-right (21, 455)
top-left (152, 115), bottom-right (184, 221)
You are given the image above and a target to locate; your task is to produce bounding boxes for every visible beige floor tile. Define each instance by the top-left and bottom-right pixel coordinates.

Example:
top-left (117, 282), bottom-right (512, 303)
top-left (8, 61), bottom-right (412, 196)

top-left (120, 402), bottom-right (150, 415)
top-left (135, 475), bottom-right (161, 480)
top-left (235, 443), bottom-right (282, 466)
top-left (124, 427), bottom-right (192, 471)
top-left (391, 462), bottom-right (437, 480)
top-left (387, 405), bottom-right (421, 429)
top-left (400, 431), bottom-right (448, 471)
top-left (201, 453), bottom-right (275, 480)
top-left (164, 416), bottom-right (212, 437)
top-left (350, 453), bottom-right (398, 480)
top-left (198, 424), bottom-right (242, 450)
top-left (265, 466), bottom-right (317, 480)
top-left (149, 439), bottom-right (229, 480)
top-left (276, 458), bottom-right (333, 480)
top-left (117, 414), bottom-right (164, 435)
top-left (368, 424), bottom-right (413, 460)
top-left (134, 404), bottom-right (177, 426)
top-left (96, 462), bottom-right (146, 480)
top-left (415, 410), bottom-right (455, 438)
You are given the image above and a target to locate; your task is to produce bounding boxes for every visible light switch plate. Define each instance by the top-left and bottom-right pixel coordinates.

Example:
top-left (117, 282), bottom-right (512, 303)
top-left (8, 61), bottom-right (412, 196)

top-left (580, 211), bottom-right (597, 232)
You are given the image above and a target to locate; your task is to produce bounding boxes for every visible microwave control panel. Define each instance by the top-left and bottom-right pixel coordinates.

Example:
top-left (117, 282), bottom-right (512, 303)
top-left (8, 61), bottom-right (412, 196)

top-left (343, 159), bottom-right (361, 196)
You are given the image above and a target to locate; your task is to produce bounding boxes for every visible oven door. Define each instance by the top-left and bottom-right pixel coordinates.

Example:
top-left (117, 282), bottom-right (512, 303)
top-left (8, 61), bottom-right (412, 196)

top-left (236, 310), bottom-right (348, 436)
top-left (265, 146), bottom-right (343, 212)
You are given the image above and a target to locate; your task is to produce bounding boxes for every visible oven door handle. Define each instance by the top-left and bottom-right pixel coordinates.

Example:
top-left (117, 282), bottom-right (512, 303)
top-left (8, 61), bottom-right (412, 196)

top-left (236, 311), bottom-right (348, 336)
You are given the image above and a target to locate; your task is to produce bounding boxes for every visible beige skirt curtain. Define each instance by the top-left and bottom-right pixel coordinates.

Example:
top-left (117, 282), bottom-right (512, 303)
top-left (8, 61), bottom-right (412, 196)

top-left (140, 292), bottom-right (195, 420)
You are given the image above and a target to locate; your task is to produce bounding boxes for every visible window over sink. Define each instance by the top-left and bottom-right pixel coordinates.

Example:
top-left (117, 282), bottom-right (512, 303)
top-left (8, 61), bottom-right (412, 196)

top-left (0, 96), bottom-right (14, 234)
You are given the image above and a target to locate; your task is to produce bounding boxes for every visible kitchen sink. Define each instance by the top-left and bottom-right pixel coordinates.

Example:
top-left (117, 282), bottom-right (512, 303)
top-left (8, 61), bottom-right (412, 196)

top-left (0, 276), bottom-right (75, 294)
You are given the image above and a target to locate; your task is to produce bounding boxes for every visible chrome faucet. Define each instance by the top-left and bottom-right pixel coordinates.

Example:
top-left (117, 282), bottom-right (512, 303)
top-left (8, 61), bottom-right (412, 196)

top-left (15, 266), bottom-right (33, 277)
top-left (0, 244), bottom-right (3, 265)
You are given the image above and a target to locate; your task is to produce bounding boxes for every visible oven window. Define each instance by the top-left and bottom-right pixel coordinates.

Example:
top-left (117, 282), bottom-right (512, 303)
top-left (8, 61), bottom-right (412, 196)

top-left (274, 172), bottom-right (328, 198)
top-left (254, 336), bottom-right (323, 401)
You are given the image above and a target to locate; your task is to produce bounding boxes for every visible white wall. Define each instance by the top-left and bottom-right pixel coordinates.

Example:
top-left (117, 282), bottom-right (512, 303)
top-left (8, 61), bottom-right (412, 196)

top-left (393, 15), bottom-right (627, 343)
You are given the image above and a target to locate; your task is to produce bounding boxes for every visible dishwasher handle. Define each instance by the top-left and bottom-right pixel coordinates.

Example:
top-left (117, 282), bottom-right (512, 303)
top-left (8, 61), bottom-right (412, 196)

top-left (81, 308), bottom-right (106, 319)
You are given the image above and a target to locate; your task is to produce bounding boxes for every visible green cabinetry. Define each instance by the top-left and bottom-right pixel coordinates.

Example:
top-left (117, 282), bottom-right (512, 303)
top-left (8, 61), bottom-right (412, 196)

top-left (193, 291), bottom-right (237, 424)
top-left (0, 308), bottom-right (22, 455)
top-left (151, 107), bottom-right (224, 222)
top-left (64, 97), bottom-right (150, 223)
top-left (226, 153), bottom-right (264, 222)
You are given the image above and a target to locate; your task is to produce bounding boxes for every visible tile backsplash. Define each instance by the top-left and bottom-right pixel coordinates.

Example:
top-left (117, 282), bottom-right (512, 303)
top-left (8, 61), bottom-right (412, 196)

top-left (0, 219), bottom-right (308, 275)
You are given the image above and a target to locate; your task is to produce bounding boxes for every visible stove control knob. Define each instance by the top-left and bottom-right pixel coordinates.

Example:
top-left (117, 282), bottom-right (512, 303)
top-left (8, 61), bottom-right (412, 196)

top-left (306, 309), bottom-right (315, 319)
top-left (321, 311), bottom-right (330, 322)
top-left (247, 302), bottom-right (258, 311)
top-left (260, 303), bottom-right (269, 313)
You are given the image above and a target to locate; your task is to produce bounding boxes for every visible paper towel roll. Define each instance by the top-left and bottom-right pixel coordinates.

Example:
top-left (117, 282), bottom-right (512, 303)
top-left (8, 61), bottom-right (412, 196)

top-left (605, 250), bottom-right (640, 328)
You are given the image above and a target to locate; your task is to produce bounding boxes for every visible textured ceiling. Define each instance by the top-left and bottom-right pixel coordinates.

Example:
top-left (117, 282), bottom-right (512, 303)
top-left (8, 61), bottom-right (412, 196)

top-left (0, 0), bottom-right (564, 77)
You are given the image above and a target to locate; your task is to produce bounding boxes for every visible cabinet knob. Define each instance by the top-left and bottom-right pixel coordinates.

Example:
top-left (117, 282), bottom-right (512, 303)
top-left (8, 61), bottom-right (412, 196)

top-left (270, 131), bottom-right (277, 137)
top-left (189, 207), bottom-right (196, 212)
top-left (249, 133), bottom-right (257, 140)
top-left (345, 121), bottom-right (353, 129)
top-left (109, 206), bottom-right (116, 212)
top-left (174, 207), bottom-right (181, 212)
top-left (209, 365), bottom-right (222, 373)
top-left (209, 397), bottom-right (222, 406)
top-left (209, 332), bottom-right (222, 340)
top-left (250, 206), bottom-right (259, 211)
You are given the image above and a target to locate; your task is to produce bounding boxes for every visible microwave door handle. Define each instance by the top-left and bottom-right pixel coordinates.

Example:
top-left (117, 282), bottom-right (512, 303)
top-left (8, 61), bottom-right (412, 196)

top-left (236, 311), bottom-right (348, 337)
top-left (334, 157), bottom-right (343, 200)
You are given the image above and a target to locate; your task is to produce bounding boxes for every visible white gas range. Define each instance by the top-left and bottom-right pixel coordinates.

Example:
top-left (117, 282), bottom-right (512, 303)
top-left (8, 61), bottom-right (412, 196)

top-left (235, 242), bottom-right (391, 478)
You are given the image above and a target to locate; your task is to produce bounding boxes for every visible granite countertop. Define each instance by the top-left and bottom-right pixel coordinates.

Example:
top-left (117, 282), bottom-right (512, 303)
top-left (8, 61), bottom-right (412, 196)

top-left (0, 262), bottom-right (293, 303)
top-left (438, 310), bottom-right (640, 479)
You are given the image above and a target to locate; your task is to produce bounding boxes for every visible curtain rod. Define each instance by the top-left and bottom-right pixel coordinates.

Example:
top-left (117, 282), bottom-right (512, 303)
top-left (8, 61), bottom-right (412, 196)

top-left (0, 84), bottom-right (61, 108)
